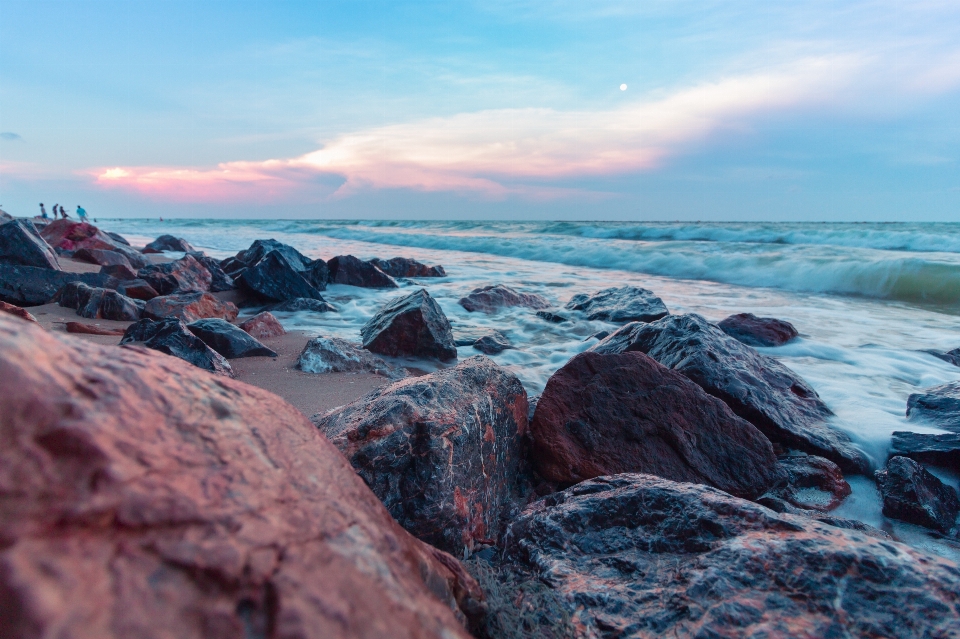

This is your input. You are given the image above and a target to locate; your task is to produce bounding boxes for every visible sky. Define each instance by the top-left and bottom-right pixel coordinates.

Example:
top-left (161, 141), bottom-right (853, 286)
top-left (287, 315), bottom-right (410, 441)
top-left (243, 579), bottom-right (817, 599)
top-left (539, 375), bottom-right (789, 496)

top-left (0, 0), bottom-right (959, 221)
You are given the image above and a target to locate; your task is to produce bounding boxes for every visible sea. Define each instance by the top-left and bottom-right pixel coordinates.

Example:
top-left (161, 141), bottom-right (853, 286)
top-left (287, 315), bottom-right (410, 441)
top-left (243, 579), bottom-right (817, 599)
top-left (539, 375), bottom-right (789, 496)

top-left (103, 218), bottom-right (960, 559)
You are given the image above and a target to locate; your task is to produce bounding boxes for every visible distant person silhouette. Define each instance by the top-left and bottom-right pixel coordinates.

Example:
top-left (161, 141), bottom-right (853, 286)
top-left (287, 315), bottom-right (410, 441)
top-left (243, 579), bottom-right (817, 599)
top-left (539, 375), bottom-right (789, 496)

top-left (39, 203), bottom-right (48, 219)
top-left (76, 205), bottom-right (87, 222)
top-left (59, 205), bottom-right (68, 219)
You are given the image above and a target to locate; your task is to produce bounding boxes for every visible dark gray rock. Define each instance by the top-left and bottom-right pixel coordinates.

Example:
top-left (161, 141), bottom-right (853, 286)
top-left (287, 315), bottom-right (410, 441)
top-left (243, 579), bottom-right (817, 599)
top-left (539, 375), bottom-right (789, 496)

top-left (535, 309), bottom-right (571, 323)
top-left (0, 219), bottom-right (60, 270)
top-left (369, 257), bottom-right (445, 278)
top-left (929, 347), bottom-right (960, 367)
top-left (219, 256), bottom-right (248, 278)
top-left (265, 297), bottom-right (337, 313)
top-left (328, 255), bottom-right (398, 288)
top-left (503, 473), bottom-right (960, 639)
top-left (891, 431), bottom-right (960, 470)
top-left (458, 284), bottom-right (550, 314)
top-left (717, 312), bottom-right (799, 347)
top-left (303, 259), bottom-right (330, 289)
top-left (115, 278), bottom-right (159, 301)
top-left (473, 332), bottom-right (512, 355)
top-left (763, 453), bottom-right (851, 511)
top-left (297, 336), bottom-right (404, 378)
top-left (105, 230), bottom-right (131, 246)
top-left (0, 265), bottom-right (111, 306)
top-left (234, 238), bottom-right (311, 271)
top-left (875, 456), bottom-right (960, 535)
top-left (187, 252), bottom-right (234, 292)
top-left (78, 288), bottom-right (142, 321)
top-left (589, 314), bottom-right (868, 473)
top-left (142, 234), bottom-right (195, 253)
top-left (361, 289), bottom-right (457, 362)
top-left (908, 381), bottom-right (960, 432)
top-left (237, 250), bottom-right (328, 303)
top-left (564, 286), bottom-right (668, 323)
top-left (99, 263), bottom-right (138, 281)
top-left (187, 318), bottom-right (277, 359)
top-left (137, 254), bottom-right (212, 295)
top-left (121, 317), bottom-right (233, 376)
top-left (72, 247), bottom-right (133, 270)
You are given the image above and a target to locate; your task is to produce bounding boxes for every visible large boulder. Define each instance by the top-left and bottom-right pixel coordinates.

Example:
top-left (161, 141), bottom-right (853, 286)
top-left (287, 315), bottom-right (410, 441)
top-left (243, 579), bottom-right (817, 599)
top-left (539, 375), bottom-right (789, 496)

top-left (239, 311), bottom-right (286, 339)
top-left (762, 453), bottom-right (851, 511)
top-left (235, 238), bottom-right (312, 271)
top-left (907, 380), bottom-right (960, 432)
top-left (314, 357), bottom-right (528, 556)
top-left (328, 255), bottom-right (398, 288)
top-left (0, 219), bottom-right (60, 269)
top-left (458, 284), bottom-right (550, 314)
top-left (590, 314), bottom-right (868, 472)
top-left (266, 297), bottom-right (337, 313)
top-left (187, 252), bottom-right (234, 292)
top-left (143, 291), bottom-right (238, 323)
top-left (187, 318), bottom-right (277, 358)
top-left (39, 219), bottom-right (121, 253)
top-left (72, 247), bottom-right (134, 270)
top-left (0, 264), bottom-right (112, 306)
top-left (121, 317), bottom-right (234, 377)
top-left (503, 473), bottom-right (960, 639)
top-left (298, 336), bottom-right (404, 378)
top-left (138, 254), bottom-right (213, 295)
top-left (891, 431), bottom-right (960, 470)
top-left (717, 312), bottom-right (799, 347)
top-left (369, 257), bottom-right (445, 278)
top-left (142, 233), bottom-right (195, 253)
top-left (564, 285), bottom-right (668, 323)
top-left (875, 456), bottom-right (960, 535)
top-left (361, 289), bottom-right (457, 362)
top-left (0, 314), bottom-right (480, 638)
top-left (238, 250), bottom-right (328, 302)
top-left (530, 351), bottom-right (780, 498)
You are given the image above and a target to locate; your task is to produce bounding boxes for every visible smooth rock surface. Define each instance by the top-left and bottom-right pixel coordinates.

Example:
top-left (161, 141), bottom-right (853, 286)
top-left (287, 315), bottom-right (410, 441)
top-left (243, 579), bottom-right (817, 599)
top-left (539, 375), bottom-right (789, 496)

top-left (718, 312), bottom-right (799, 347)
top-left (328, 255), bottom-right (399, 288)
top-left (891, 431), bottom-right (960, 470)
top-left (238, 250), bottom-right (328, 302)
top-left (298, 336), bottom-right (404, 378)
top-left (0, 265), bottom-right (112, 306)
top-left (314, 357), bottom-right (528, 556)
top-left (187, 318), bottom-right (277, 358)
top-left (143, 291), bottom-right (239, 323)
top-left (530, 351), bottom-right (780, 498)
top-left (564, 285), bottom-right (668, 323)
top-left (875, 456), bottom-right (960, 535)
top-left (138, 254), bottom-right (213, 295)
top-left (239, 311), bottom-right (286, 339)
top-left (0, 219), bottom-right (60, 269)
top-left (361, 289), bottom-right (457, 362)
top-left (142, 233), bottom-right (196, 253)
top-left (590, 314), bottom-right (868, 472)
top-left (504, 473), bottom-right (960, 639)
top-left (0, 314), bottom-right (479, 639)
top-left (764, 453), bottom-right (851, 511)
top-left (369, 257), bottom-right (445, 278)
top-left (265, 297), bottom-right (337, 313)
top-left (907, 380), bottom-right (960, 432)
top-left (458, 284), bottom-right (551, 314)
top-left (121, 317), bottom-right (234, 376)
top-left (0, 300), bottom-right (38, 323)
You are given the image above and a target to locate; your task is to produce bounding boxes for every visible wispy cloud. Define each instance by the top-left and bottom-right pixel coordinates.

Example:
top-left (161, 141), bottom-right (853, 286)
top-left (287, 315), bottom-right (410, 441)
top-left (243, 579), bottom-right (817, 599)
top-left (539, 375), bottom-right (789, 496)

top-left (0, 132), bottom-right (23, 141)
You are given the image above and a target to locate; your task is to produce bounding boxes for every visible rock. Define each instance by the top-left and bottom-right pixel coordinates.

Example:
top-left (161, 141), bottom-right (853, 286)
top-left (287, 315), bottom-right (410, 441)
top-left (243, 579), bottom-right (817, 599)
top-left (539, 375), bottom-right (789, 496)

top-left (238, 250), bottom-right (328, 302)
top-left (105, 230), bottom-right (131, 246)
top-left (590, 314), bottom-right (868, 472)
top-left (0, 265), bottom-right (113, 306)
top-left (65, 321), bottom-right (125, 336)
top-left (753, 496), bottom-right (892, 540)
top-left (930, 347), bottom-right (960, 367)
top-left (304, 258), bottom-right (330, 289)
top-left (585, 330), bottom-right (609, 341)
top-left (120, 317), bottom-right (234, 376)
top-left (503, 473), bottom-right (960, 639)
top-left (265, 297), bottom-right (337, 313)
top-left (530, 351), bottom-right (780, 498)
top-left (875, 456), bottom-right (960, 535)
top-left (0, 207), bottom-right (12, 221)
top-left (187, 318), bottom-right (277, 358)
top-left (72, 247), bottom-right (134, 270)
top-left (235, 238), bottom-right (312, 271)
top-left (473, 332), bottom-right (512, 355)
top-left (564, 285), bottom-right (668, 323)
top-left (54, 281), bottom-right (97, 311)
top-left (361, 289), bottom-right (457, 362)
top-left (239, 311), bottom-right (286, 339)
top-left (314, 356), bottom-right (528, 556)
top-left (717, 312), bottom-right (799, 347)
top-left (143, 292), bottom-right (239, 323)
top-left (907, 380), bottom-right (960, 432)
top-left (99, 263), bottom-right (139, 280)
top-left (187, 252), bottom-right (234, 292)
top-left (298, 336), bottom-right (404, 378)
top-left (77, 288), bottom-right (143, 321)
top-left (142, 233), bottom-right (196, 253)
top-left (0, 219), bottom-right (60, 269)
top-left (763, 453), bottom-right (851, 511)
top-left (0, 314), bottom-right (480, 638)
top-left (458, 284), bottom-right (550, 314)
top-left (369, 257), bottom-right (446, 278)
top-left (0, 300), bottom-right (38, 323)
top-left (891, 431), bottom-right (960, 470)
top-left (328, 255), bottom-right (399, 288)
top-left (115, 278), bottom-right (160, 301)
top-left (39, 219), bottom-right (144, 268)
top-left (138, 254), bottom-right (213, 295)
top-left (535, 309), bottom-right (571, 323)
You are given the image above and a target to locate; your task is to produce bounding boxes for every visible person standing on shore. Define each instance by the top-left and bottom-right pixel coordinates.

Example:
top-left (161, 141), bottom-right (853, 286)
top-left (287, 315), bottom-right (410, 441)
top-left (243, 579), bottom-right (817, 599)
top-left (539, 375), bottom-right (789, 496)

top-left (60, 205), bottom-right (68, 219)
top-left (76, 205), bottom-right (87, 222)
top-left (39, 203), bottom-right (48, 219)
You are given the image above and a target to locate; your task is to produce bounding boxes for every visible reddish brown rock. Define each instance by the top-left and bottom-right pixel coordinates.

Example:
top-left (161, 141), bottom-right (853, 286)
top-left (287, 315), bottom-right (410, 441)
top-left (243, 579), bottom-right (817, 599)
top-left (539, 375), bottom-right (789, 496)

top-left (239, 311), bottom-right (286, 339)
top-left (361, 288), bottom-right (457, 362)
top-left (763, 453), bottom-right (852, 511)
top-left (718, 312), bottom-right (799, 347)
top-left (0, 300), bottom-right (38, 323)
top-left (530, 351), bottom-right (781, 498)
top-left (143, 291), bottom-right (238, 323)
top-left (116, 278), bottom-right (160, 301)
top-left (72, 247), bottom-right (134, 270)
top-left (39, 219), bottom-right (125, 254)
top-left (138, 254), bottom-right (213, 295)
top-left (314, 356), bottom-right (529, 557)
top-left (100, 263), bottom-right (139, 280)
top-left (458, 284), bottom-right (551, 314)
top-left (65, 321), bottom-right (125, 336)
top-left (0, 314), bottom-right (482, 639)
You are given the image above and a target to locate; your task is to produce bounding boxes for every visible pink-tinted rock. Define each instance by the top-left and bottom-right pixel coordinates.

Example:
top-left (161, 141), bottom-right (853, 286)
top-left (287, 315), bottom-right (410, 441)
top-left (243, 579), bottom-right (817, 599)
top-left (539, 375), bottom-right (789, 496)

top-left (72, 247), bottom-right (134, 270)
top-left (458, 284), bottom-right (551, 314)
top-left (239, 311), bottom-right (286, 339)
top-left (39, 219), bottom-right (123, 253)
top-left (138, 254), bottom-right (213, 295)
top-left (143, 291), bottom-right (238, 323)
top-left (718, 312), bottom-right (799, 347)
top-left (0, 300), bottom-right (38, 323)
top-left (361, 289), bottom-right (457, 362)
top-left (0, 314), bottom-right (482, 638)
top-left (116, 278), bottom-right (160, 301)
top-left (65, 321), bottom-right (125, 336)
top-left (763, 453), bottom-right (852, 511)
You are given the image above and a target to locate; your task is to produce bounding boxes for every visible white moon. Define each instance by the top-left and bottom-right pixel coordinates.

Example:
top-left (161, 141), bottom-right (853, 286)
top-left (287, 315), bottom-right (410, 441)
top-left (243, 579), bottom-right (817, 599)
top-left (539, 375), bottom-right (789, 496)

top-left (620, 84), bottom-right (627, 91)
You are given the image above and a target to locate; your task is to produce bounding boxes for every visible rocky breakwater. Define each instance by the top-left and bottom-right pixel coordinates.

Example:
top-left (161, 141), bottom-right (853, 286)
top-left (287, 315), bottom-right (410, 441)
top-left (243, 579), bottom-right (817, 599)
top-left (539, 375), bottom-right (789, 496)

top-left (361, 288), bottom-right (457, 361)
top-left (314, 357), bottom-right (529, 557)
top-left (0, 314), bottom-right (482, 638)
top-left (40, 218), bottom-right (145, 267)
top-left (590, 314), bottom-right (868, 472)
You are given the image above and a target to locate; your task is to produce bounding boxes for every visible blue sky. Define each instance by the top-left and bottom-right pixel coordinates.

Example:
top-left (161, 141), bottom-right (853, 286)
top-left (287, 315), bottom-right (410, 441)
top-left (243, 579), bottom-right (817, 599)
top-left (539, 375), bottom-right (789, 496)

top-left (1, 0), bottom-right (958, 220)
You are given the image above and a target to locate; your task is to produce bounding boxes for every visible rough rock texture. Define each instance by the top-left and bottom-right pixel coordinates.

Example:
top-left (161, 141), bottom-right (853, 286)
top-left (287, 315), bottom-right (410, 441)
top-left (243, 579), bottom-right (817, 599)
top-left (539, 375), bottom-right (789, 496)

top-left (187, 318), bottom-right (278, 358)
top-left (564, 286), bottom-right (669, 323)
top-left (235, 238), bottom-right (312, 272)
top-left (891, 431), bottom-right (960, 470)
top-left (138, 254), bottom-right (213, 295)
top-left (314, 357), bottom-right (528, 556)
top-left (105, 230), bottom-right (131, 246)
top-left (100, 263), bottom-right (139, 280)
top-left (239, 311), bottom-right (286, 339)
top-left (328, 255), bottom-right (399, 288)
top-left (238, 250), bottom-right (328, 302)
top-left (72, 247), bottom-right (134, 270)
top-left (590, 314), bottom-right (868, 472)
top-left (930, 347), bottom-right (960, 367)
top-left (458, 284), bottom-right (551, 314)
top-left (65, 321), bottom-right (125, 335)
top-left (535, 309), bottom-right (572, 324)
top-left (143, 292), bottom-right (239, 323)
top-left (875, 456), bottom-right (960, 535)
top-left (907, 380), bottom-right (960, 432)
top-left (0, 208), bottom-right (11, 221)
top-left (0, 314), bottom-right (480, 639)
top-left (0, 300), bottom-right (38, 323)
top-left (0, 219), bottom-right (61, 269)
top-left (361, 289), bottom-right (457, 362)
top-left (77, 288), bottom-right (143, 321)
top-left (763, 453), bottom-right (851, 511)
top-left (717, 312), bottom-right (799, 347)
top-left (503, 473), bottom-right (960, 639)
top-left (473, 332), bottom-right (512, 355)
top-left (530, 351), bottom-right (780, 498)
top-left (369, 257), bottom-right (445, 278)
top-left (142, 233), bottom-right (196, 253)
top-left (121, 317), bottom-right (234, 377)
top-left (298, 336), bottom-right (404, 378)
top-left (39, 219), bottom-right (125, 254)
top-left (115, 278), bottom-right (160, 301)
top-left (0, 264), bottom-right (112, 306)
top-left (265, 297), bottom-right (337, 313)
top-left (187, 252), bottom-right (234, 292)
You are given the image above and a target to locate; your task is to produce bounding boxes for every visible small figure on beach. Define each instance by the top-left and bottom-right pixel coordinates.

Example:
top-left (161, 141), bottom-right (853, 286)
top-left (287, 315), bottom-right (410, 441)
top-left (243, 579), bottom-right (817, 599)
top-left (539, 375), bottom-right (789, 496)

top-left (76, 205), bottom-right (87, 222)
top-left (39, 203), bottom-right (48, 219)
top-left (59, 205), bottom-right (68, 219)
